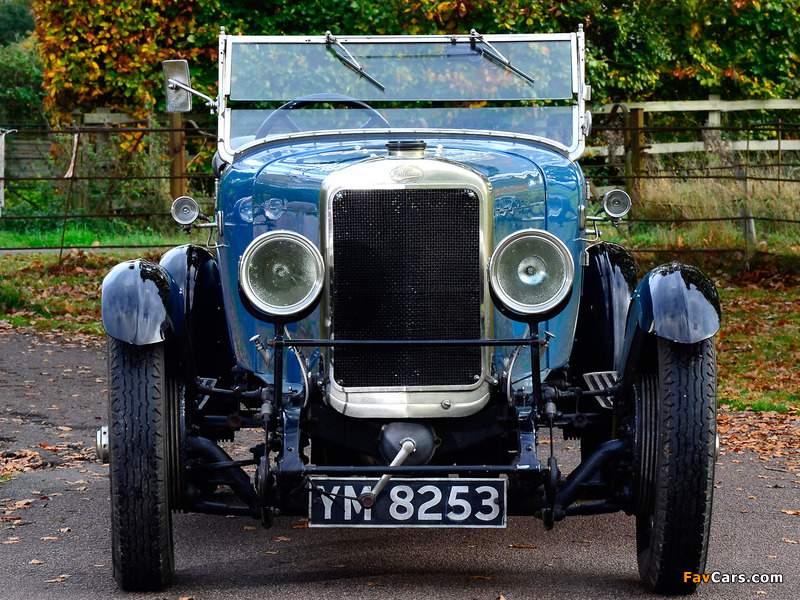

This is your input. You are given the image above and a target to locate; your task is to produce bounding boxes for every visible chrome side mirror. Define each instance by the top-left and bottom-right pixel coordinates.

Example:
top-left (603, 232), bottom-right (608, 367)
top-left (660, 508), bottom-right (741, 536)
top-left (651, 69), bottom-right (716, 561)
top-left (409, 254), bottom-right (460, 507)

top-left (163, 60), bottom-right (192, 113)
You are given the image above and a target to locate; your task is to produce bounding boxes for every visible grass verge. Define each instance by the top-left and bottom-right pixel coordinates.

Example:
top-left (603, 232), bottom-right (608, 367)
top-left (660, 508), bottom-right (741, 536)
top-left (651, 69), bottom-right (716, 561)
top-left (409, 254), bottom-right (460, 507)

top-left (594, 163), bottom-right (800, 277)
top-left (716, 271), bottom-right (800, 411)
top-left (0, 249), bottom-right (162, 336)
top-left (0, 219), bottom-right (208, 249)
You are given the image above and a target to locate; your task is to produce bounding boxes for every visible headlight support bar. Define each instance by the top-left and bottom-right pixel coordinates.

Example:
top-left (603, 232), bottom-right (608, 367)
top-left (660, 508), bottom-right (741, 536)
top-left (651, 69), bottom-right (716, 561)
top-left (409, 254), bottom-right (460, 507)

top-left (270, 337), bottom-right (548, 348)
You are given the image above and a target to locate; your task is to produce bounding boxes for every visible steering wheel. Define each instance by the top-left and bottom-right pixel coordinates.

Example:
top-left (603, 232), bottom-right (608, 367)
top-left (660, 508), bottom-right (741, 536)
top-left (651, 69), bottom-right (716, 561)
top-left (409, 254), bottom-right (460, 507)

top-left (256, 93), bottom-right (390, 138)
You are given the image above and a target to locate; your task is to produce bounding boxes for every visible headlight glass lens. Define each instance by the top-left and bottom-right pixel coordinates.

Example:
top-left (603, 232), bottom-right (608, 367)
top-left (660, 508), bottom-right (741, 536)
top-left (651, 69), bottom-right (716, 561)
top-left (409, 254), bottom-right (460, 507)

top-left (239, 231), bottom-right (324, 318)
top-left (490, 229), bottom-right (574, 317)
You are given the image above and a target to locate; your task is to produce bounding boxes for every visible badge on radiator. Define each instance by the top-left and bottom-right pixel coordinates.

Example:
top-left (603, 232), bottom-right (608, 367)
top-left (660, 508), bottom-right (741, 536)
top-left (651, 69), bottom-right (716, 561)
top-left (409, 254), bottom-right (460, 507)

top-left (390, 165), bottom-right (424, 183)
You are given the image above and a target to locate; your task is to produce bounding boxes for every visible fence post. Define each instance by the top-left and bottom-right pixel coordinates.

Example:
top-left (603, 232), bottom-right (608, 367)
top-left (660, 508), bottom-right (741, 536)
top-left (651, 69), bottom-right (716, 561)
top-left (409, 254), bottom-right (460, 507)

top-left (59, 132), bottom-right (81, 262)
top-left (0, 129), bottom-right (13, 218)
top-left (740, 127), bottom-right (755, 272)
top-left (777, 119), bottom-right (782, 198)
top-left (629, 108), bottom-right (645, 203)
top-left (706, 94), bottom-right (721, 128)
top-left (622, 108), bottom-right (632, 192)
top-left (169, 112), bottom-right (187, 199)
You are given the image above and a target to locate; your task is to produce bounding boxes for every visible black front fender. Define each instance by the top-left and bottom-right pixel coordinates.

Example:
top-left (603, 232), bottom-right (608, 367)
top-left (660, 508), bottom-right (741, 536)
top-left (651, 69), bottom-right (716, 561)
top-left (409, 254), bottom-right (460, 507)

top-left (630, 262), bottom-right (721, 343)
top-left (159, 245), bottom-right (234, 378)
top-left (570, 242), bottom-right (637, 376)
top-left (101, 259), bottom-right (185, 345)
top-left (619, 262), bottom-right (720, 378)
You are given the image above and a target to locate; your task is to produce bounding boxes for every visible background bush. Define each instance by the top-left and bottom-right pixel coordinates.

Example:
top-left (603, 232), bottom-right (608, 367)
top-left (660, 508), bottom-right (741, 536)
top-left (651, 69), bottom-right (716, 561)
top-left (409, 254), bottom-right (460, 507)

top-left (29, 0), bottom-right (800, 125)
top-left (0, 0), bottom-right (34, 45)
top-left (0, 33), bottom-right (44, 123)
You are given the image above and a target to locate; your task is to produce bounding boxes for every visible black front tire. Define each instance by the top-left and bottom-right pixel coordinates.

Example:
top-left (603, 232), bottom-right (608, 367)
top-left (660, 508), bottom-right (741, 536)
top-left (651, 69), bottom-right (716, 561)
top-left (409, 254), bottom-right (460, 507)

top-left (108, 338), bottom-right (179, 591)
top-left (633, 337), bottom-right (717, 595)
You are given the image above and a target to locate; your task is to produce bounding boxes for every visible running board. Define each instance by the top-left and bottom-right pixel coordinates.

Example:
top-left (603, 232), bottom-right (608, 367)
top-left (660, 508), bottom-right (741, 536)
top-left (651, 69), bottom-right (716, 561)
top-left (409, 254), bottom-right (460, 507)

top-left (583, 371), bottom-right (619, 409)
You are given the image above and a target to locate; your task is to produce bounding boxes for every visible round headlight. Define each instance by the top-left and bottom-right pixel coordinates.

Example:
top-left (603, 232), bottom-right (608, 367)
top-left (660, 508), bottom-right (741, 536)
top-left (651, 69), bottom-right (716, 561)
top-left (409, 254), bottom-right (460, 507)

top-left (239, 231), bottom-right (324, 320)
top-left (489, 229), bottom-right (574, 320)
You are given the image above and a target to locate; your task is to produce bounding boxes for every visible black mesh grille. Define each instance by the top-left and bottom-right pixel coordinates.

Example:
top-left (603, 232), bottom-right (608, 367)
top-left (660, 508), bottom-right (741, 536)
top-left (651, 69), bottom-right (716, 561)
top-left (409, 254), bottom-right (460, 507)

top-left (331, 188), bottom-right (482, 388)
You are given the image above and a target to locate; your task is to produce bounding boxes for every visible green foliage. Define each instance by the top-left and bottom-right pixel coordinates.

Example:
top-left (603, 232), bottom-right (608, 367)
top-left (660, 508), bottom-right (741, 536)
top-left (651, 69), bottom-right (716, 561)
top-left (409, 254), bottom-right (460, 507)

top-left (648, 0), bottom-right (800, 100)
top-left (30, 1), bottom-right (800, 120)
top-left (0, 34), bottom-right (44, 122)
top-left (33, 0), bottom-right (226, 122)
top-left (0, 0), bottom-right (34, 45)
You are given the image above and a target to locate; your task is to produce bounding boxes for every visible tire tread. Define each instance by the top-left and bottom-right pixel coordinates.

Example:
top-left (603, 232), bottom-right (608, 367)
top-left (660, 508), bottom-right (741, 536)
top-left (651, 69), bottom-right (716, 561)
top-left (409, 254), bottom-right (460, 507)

top-left (639, 337), bottom-right (716, 594)
top-left (108, 338), bottom-right (174, 591)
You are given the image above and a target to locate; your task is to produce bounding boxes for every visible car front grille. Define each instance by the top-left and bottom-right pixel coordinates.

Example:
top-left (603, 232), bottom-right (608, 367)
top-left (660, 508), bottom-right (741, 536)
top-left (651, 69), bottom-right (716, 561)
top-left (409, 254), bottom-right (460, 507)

top-left (330, 188), bottom-right (482, 388)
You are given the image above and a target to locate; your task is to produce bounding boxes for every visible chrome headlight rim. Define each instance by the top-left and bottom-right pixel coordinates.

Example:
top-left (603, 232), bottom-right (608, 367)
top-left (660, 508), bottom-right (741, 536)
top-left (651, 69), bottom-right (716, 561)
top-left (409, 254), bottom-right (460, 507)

top-left (489, 229), bottom-right (575, 319)
top-left (239, 230), bottom-right (325, 320)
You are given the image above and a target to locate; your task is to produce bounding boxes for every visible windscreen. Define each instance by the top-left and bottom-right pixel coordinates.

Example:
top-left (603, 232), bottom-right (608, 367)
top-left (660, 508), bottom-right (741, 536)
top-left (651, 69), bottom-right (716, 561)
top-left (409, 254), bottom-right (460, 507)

top-left (230, 39), bottom-right (574, 102)
top-left (225, 36), bottom-right (579, 149)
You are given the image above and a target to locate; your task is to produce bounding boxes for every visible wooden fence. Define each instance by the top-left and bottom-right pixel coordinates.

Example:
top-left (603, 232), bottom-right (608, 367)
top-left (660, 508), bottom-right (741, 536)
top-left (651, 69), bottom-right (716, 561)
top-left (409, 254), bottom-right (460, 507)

top-left (0, 98), bottom-right (798, 257)
top-left (586, 97), bottom-right (800, 199)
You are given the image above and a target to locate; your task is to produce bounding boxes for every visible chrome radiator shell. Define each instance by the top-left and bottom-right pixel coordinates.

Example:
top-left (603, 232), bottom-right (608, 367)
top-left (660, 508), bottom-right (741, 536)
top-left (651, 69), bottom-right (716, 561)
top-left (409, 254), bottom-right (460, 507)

top-left (319, 156), bottom-right (494, 419)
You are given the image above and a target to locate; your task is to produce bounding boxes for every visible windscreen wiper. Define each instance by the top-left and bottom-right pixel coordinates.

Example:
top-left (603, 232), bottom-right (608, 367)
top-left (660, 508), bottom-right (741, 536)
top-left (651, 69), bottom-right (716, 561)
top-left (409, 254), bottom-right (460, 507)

top-left (325, 31), bottom-right (386, 92)
top-left (469, 29), bottom-right (535, 86)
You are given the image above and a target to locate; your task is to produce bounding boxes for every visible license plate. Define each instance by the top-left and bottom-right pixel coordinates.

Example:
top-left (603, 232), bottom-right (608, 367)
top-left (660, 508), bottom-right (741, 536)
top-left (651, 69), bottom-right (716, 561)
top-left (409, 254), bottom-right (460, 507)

top-left (308, 478), bottom-right (506, 527)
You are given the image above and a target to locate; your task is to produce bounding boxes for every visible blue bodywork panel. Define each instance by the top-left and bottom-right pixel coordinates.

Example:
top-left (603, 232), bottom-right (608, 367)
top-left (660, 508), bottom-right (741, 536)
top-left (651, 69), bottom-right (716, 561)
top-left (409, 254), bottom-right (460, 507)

top-left (216, 135), bottom-right (585, 386)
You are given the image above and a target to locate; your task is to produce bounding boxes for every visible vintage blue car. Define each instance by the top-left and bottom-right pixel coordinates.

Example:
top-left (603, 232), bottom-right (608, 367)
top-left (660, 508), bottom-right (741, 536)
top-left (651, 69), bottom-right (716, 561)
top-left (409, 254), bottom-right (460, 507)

top-left (100, 27), bottom-right (720, 594)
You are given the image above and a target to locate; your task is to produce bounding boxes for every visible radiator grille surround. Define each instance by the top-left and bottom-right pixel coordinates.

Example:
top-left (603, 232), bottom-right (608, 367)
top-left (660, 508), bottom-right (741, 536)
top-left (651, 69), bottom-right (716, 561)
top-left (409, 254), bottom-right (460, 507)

top-left (320, 156), bottom-right (494, 419)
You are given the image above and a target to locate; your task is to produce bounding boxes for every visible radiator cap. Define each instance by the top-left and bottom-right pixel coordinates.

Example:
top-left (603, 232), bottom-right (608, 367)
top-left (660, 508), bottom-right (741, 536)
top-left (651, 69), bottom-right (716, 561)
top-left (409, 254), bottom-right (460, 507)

top-left (387, 139), bottom-right (427, 158)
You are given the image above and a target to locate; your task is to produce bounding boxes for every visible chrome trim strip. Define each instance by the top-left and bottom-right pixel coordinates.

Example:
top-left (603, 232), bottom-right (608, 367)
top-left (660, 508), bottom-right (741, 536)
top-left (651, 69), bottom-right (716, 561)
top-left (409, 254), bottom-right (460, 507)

top-left (328, 388), bottom-right (492, 419)
top-left (569, 105), bottom-right (585, 161)
top-left (233, 129), bottom-right (571, 161)
top-left (573, 28), bottom-right (588, 160)
top-left (221, 33), bottom-right (231, 99)
top-left (227, 33), bottom-right (576, 44)
top-left (571, 32), bottom-right (579, 96)
top-left (218, 108), bottom-right (233, 163)
top-left (217, 34), bottom-right (231, 163)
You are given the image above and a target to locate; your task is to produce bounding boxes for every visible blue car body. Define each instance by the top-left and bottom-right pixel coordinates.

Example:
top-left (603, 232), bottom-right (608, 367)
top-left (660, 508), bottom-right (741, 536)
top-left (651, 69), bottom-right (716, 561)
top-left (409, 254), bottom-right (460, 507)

top-left (216, 136), bottom-right (584, 385)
